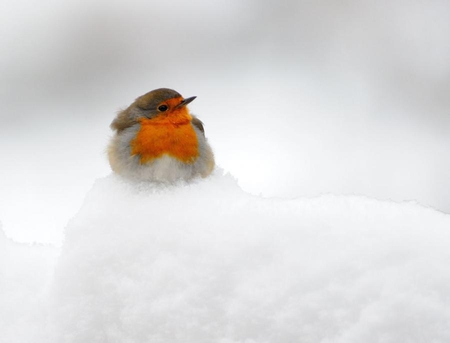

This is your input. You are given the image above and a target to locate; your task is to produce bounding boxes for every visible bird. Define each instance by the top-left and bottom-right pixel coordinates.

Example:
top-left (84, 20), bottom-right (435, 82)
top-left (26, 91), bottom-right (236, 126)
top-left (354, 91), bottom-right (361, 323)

top-left (108, 88), bottom-right (215, 182)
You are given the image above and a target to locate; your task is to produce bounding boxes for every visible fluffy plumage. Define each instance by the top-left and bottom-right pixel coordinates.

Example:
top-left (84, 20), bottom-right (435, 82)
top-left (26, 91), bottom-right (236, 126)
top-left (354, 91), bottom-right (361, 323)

top-left (108, 88), bottom-right (215, 182)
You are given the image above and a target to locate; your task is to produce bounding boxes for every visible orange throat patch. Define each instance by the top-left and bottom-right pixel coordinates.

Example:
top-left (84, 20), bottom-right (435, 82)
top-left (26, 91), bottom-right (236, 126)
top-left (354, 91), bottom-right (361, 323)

top-left (131, 113), bottom-right (199, 164)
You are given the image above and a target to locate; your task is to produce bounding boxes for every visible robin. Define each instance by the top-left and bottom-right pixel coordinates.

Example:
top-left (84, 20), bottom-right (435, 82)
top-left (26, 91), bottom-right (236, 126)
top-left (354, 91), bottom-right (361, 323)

top-left (108, 88), bottom-right (215, 182)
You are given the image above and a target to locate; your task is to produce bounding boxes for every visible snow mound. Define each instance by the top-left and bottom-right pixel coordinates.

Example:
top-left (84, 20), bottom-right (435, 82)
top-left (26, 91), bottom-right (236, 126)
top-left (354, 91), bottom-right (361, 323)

top-left (0, 227), bottom-right (58, 343)
top-left (50, 172), bottom-right (450, 342)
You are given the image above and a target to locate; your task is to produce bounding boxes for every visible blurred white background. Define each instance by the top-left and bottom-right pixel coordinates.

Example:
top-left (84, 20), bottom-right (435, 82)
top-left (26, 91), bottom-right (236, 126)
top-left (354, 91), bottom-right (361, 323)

top-left (1, 0), bottom-right (449, 244)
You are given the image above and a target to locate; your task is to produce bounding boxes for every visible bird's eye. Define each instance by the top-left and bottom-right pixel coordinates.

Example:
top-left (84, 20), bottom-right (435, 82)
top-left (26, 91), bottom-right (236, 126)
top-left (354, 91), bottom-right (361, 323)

top-left (157, 104), bottom-right (168, 112)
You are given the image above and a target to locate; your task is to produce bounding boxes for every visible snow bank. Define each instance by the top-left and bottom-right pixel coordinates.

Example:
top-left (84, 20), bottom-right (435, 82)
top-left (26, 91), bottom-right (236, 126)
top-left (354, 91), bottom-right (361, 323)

top-left (0, 227), bottom-right (58, 343)
top-left (50, 172), bottom-right (450, 343)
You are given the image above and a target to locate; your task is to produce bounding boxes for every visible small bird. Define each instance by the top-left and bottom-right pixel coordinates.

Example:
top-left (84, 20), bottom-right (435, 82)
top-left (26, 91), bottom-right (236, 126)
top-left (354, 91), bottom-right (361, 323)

top-left (108, 88), bottom-right (215, 182)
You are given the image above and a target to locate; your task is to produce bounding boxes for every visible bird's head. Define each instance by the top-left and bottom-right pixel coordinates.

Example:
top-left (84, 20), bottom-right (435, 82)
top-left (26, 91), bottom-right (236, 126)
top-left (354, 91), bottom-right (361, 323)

top-left (111, 88), bottom-right (196, 132)
top-left (134, 88), bottom-right (196, 120)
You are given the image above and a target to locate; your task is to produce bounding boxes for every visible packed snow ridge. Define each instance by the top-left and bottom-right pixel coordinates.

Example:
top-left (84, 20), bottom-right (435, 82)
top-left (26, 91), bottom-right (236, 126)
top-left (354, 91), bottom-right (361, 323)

top-left (2, 171), bottom-right (450, 343)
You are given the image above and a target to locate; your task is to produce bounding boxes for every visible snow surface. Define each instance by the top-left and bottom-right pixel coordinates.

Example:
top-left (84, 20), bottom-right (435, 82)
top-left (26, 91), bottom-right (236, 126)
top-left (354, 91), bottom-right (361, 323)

top-left (2, 171), bottom-right (449, 342)
top-left (0, 227), bottom-right (58, 343)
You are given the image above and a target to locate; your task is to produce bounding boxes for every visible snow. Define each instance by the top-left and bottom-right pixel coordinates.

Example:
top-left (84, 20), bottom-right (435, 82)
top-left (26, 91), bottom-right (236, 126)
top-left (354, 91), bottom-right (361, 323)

top-left (0, 227), bottom-right (58, 343)
top-left (3, 172), bottom-right (450, 342)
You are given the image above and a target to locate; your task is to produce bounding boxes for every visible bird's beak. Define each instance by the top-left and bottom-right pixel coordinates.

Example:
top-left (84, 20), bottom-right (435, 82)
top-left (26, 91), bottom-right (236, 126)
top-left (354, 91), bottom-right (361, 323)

top-left (175, 96), bottom-right (196, 108)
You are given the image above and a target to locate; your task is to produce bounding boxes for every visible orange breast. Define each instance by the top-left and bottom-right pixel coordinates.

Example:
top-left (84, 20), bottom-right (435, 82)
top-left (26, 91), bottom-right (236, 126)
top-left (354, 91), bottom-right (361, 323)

top-left (131, 115), bottom-right (199, 164)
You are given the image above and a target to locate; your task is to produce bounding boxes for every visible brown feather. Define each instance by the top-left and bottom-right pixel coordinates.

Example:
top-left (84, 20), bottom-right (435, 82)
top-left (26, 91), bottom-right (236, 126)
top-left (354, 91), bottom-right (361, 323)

top-left (191, 116), bottom-right (205, 135)
top-left (110, 109), bottom-right (138, 132)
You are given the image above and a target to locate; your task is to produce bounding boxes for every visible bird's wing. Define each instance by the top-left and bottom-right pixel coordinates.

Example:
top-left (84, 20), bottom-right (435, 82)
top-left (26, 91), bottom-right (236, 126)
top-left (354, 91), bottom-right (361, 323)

top-left (191, 116), bottom-right (205, 135)
top-left (111, 109), bottom-right (138, 132)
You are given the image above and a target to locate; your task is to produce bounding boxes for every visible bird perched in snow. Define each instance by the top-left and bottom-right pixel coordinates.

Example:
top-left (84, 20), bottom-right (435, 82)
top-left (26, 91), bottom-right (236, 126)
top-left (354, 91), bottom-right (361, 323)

top-left (108, 88), bottom-right (215, 182)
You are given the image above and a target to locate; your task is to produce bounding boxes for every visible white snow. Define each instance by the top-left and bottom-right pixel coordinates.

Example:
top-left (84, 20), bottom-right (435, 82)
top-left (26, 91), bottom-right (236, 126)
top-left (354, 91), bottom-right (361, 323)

top-left (0, 227), bottom-right (58, 343)
top-left (3, 172), bottom-right (449, 342)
